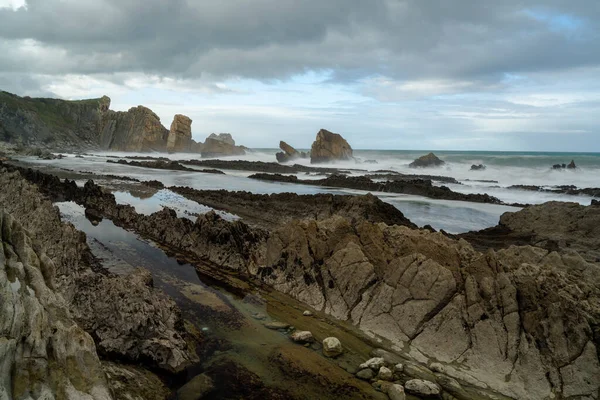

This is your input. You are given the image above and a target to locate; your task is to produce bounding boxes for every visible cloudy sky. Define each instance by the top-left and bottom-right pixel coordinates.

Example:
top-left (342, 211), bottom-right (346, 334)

top-left (1, 0), bottom-right (599, 151)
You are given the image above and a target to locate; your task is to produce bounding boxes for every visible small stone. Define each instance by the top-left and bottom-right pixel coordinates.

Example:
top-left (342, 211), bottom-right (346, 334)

top-left (404, 379), bottom-right (440, 397)
top-left (322, 337), bottom-right (343, 357)
top-left (387, 384), bottom-right (406, 400)
top-left (359, 357), bottom-right (385, 371)
top-left (177, 373), bottom-right (214, 400)
top-left (290, 330), bottom-right (314, 344)
top-left (303, 310), bottom-right (313, 316)
top-left (251, 312), bottom-right (266, 320)
top-left (378, 366), bottom-right (393, 381)
top-left (356, 368), bottom-right (374, 380)
top-left (394, 363), bottom-right (404, 373)
top-left (264, 321), bottom-right (290, 330)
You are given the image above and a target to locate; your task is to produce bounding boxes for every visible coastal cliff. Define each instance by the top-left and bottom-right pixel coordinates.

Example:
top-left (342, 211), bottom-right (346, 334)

top-left (0, 91), bottom-right (244, 154)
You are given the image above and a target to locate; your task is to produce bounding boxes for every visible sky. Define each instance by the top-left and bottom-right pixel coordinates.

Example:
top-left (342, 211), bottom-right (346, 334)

top-left (0, 0), bottom-right (599, 151)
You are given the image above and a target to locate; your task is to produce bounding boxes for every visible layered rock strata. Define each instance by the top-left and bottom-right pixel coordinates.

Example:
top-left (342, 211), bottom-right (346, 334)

top-left (0, 166), bottom-right (197, 373)
top-left (0, 210), bottom-right (112, 400)
top-left (4, 163), bottom-right (600, 400)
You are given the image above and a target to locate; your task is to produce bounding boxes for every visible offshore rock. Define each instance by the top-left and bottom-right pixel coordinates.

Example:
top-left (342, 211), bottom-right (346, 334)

top-left (470, 164), bottom-right (486, 171)
top-left (276, 141), bottom-right (308, 163)
top-left (310, 129), bottom-right (353, 164)
top-left (0, 210), bottom-right (112, 400)
top-left (409, 152), bottom-right (445, 168)
top-left (167, 114), bottom-right (193, 153)
top-left (201, 133), bottom-right (246, 158)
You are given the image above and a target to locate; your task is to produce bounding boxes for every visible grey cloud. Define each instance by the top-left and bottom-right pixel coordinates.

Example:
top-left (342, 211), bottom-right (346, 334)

top-left (0, 0), bottom-right (599, 85)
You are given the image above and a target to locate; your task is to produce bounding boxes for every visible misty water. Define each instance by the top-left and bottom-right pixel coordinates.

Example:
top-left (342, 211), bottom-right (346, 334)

top-left (19, 148), bottom-right (600, 233)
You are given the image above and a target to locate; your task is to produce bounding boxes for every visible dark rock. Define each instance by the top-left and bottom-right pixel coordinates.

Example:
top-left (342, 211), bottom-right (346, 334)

top-left (409, 153), bottom-right (445, 168)
top-left (470, 164), bottom-right (486, 171)
top-left (356, 369), bottom-right (375, 380)
top-left (249, 173), bottom-right (508, 206)
top-left (567, 160), bottom-right (577, 169)
top-left (177, 373), bottom-right (215, 400)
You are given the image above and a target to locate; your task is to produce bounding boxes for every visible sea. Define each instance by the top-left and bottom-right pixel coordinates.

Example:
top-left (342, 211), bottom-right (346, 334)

top-left (18, 149), bottom-right (600, 234)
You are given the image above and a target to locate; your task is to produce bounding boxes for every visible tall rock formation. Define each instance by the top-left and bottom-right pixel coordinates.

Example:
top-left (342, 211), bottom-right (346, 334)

top-left (99, 105), bottom-right (169, 152)
top-left (167, 114), bottom-right (193, 153)
top-left (0, 209), bottom-right (113, 400)
top-left (310, 129), bottom-right (353, 164)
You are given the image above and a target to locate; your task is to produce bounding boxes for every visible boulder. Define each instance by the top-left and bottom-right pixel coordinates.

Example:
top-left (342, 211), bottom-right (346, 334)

top-left (359, 357), bottom-right (386, 371)
top-left (310, 129), bottom-right (353, 164)
top-left (322, 337), bottom-right (343, 357)
top-left (264, 321), bottom-right (291, 330)
top-left (166, 114), bottom-right (193, 153)
top-left (567, 160), bottom-right (577, 169)
top-left (404, 379), bottom-right (440, 397)
top-left (356, 368), bottom-right (374, 380)
top-left (470, 164), bottom-right (486, 171)
top-left (387, 384), bottom-right (406, 400)
top-left (378, 366), bottom-right (393, 381)
top-left (290, 330), bottom-right (315, 344)
top-left (177, 373), bottom-right (215, 400)
top-left (201, 133), bottom-right (246, 158)
top-left (303, 310), bottom-right (313, 316)
top-left (409, 152), bottom-right (445, 168)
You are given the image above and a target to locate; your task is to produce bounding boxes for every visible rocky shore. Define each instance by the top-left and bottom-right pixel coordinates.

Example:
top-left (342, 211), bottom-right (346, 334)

top-left (2, 161), bottom-right (599, 399)
top-left (249, 173), bottom-right (518, 205)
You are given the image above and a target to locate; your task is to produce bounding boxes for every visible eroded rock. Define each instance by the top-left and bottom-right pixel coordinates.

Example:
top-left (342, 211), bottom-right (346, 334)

top-left (409, 153), bottom-right (445, 168)
top-left (310, 129), bottom-right (353, 164)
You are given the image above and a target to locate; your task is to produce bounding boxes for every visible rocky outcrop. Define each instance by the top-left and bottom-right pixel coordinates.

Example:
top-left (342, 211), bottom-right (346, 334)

top-left (183, 159), bottom-right (344, 174)
top-left (259, 216), bottom-right (600, 400)
top-left (0, 209), bottom-right (113, 400)
top-left (99, 106), bottom-right (169, 152)
top-left (249, 173), bottom-right (511, 205)
top-left (276, 141), bottom-right (308, 163)
top-left (409, 153), bottom-right (445, 168)
top-left (169, 187), bottom-right (417, 230)
top-left (201, 133), bottom-right (246, 158)
top-left (107, 159), bottom-right (225, 174)
top-left (310, 129), bottom-right (353, 164)
top-left (0, 166), bottom-right (198, 373)
top-left (508, 184), bottom-right (600, 197)
top-left (470, 164), bottom-right (486, 171)
top-left (0, 91), bottom-right (110, 150)
top-left (552, 160), bottom-right (577, 169)
top-left (6, 163), bottom-right (600, 400)
top-left (166, 114), bottom-right (193, 153)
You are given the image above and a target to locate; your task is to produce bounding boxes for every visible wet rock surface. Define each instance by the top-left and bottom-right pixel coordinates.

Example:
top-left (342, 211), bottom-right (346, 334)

top-left (4, 161), bottom-right (600, 400)
top-left (169, 186), bottom-right (417, 230)
top-left (249, 173), bottom-right (513, 205)
top-left (182, 158), bottom-right (351, 174)
top-left (508, 183), bottom-right (600, 197)
top-left (0, 166), bottom-right (198, 374)
top-left (107, 158), bottom-right (225, 174)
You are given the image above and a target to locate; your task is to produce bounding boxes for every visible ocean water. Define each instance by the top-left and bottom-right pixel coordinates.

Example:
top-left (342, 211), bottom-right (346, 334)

top-left (17, 149), bottom-right (600, 233)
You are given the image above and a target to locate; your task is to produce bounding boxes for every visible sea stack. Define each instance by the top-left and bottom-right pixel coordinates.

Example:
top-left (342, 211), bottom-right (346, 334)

top-left (201, 133), bottom-right (246, 158)
top-left (276, 141), bottom-right (308, 163)
top-left (409, 152), bottom-right (445, 168)
top-left (310, 129), bottom-right (353, 164)
top-left (166, 114), bottom-right (192, 153)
